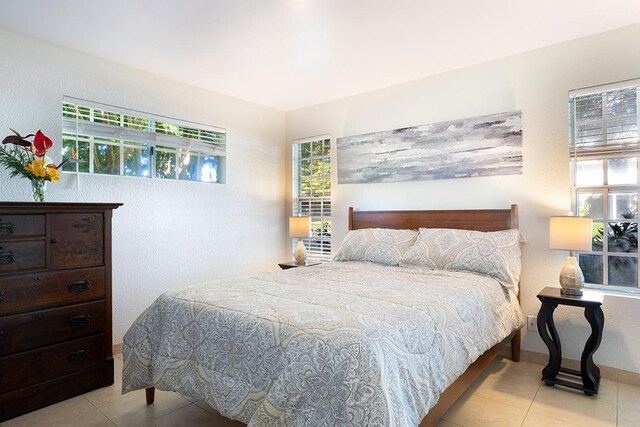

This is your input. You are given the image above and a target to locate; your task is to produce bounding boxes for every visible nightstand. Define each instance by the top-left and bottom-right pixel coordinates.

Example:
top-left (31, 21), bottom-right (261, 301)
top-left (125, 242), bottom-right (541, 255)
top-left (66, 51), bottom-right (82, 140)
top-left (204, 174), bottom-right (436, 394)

top-left (536, 286), bottom-right (604, 396)
top-left (278, 261), bottom-right (321, 270)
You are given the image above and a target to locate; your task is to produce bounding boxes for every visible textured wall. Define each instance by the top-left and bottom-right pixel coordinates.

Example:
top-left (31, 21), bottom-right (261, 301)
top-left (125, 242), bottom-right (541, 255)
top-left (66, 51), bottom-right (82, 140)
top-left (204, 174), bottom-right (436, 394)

top-left (0, 29), bottom-right (287, 344)
top-left (286, 24), bottom-right (640, 374)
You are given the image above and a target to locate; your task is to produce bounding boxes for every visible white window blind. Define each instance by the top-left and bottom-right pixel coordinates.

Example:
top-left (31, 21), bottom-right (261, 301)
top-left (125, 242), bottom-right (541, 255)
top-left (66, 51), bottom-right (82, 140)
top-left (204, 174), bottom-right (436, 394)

top-left (61, 97), bottom-right (226, 182)
top-left (570, 80), bottom-right (640, 292)
top-left (292, 136), bottom-right (331, 260)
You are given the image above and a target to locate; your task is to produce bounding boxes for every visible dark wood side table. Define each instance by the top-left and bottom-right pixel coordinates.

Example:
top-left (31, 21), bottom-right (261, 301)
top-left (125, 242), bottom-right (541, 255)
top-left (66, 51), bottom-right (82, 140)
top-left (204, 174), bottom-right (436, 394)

top-left (536, 286), bottom-right (604, 396)
top-left (278, 261), bottom-right (322, 270)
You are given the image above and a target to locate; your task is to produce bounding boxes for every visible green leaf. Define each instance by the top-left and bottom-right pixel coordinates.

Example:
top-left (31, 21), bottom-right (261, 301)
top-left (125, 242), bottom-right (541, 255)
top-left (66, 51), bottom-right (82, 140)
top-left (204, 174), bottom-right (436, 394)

top-left (0, 145), bottom-right (34, 179)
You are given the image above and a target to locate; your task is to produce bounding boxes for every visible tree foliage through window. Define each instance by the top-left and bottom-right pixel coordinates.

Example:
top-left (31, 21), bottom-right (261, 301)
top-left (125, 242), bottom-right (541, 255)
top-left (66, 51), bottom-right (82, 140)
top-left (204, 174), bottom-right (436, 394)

top-left (571, 83), bottom-right (640, 290)
top-left (293, 138), bottom-right (331, 260)
top-left (61, 99), bottom-right (225, 183)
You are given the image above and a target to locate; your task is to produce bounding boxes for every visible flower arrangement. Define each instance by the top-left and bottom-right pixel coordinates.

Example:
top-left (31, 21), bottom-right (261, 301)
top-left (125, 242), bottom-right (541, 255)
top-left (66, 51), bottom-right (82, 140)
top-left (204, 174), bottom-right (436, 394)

top-left (0, 129), bottom-right (76, 202)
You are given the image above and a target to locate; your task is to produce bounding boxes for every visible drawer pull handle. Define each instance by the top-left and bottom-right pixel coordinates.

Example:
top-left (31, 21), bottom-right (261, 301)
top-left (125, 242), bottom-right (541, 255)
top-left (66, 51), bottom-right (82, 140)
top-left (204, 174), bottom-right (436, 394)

top-left (0, 290), bottom-right (4, 303)
top-left (0, 247), bottom-right (15, 265)
top-left (51, 238), bottom-right (59, 244)
top-left (0, 330), bottom-right (5, 343)
top-left (69, 349), bottom-right (90, 362)
top-left (68, 314), bottom-right (92, 327)
top-left (0, 220), bottom-right (16, 237)
top-left (67, 280), bottom-right (91, 293)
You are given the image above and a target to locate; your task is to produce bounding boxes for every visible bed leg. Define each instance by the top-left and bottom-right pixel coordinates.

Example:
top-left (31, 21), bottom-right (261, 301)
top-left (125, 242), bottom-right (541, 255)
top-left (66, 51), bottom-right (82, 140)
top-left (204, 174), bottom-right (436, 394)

top-left (145, 387), bottom-right (155, 405)
top-left (511, 330), bottom-right (521, 362)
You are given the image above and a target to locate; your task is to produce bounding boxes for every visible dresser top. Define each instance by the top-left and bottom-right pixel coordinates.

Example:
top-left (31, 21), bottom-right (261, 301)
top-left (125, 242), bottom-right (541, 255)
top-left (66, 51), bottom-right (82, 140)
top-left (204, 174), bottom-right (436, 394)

top-left (0, 202), bottom-right (123, 213)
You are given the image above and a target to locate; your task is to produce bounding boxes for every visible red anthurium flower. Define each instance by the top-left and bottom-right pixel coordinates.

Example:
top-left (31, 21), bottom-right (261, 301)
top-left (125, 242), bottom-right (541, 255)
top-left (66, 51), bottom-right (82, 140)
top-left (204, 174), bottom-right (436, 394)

top-left (33, 130), bottom-right (53, 157)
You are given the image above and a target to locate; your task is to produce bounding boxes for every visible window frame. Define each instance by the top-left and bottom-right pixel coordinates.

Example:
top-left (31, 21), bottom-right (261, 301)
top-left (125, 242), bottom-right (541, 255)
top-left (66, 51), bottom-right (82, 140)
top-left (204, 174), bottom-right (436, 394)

top-left (570, 81), bottom-right (640, 294)
top-left (292, 135), bottom-right (332, 261)
top-left (61, 97), bottom-right (226, 183)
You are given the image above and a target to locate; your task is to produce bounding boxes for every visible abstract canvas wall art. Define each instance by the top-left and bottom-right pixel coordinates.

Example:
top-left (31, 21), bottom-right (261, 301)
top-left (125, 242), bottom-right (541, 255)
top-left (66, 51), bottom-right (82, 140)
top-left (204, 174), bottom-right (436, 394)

top-left (336, 111), bottom-right (522, 183)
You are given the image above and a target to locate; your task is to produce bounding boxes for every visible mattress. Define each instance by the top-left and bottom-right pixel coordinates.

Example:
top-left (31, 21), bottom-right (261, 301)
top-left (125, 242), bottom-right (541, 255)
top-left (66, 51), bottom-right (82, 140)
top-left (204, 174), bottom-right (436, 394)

top-left (122, 261), bottom-right (524, 426)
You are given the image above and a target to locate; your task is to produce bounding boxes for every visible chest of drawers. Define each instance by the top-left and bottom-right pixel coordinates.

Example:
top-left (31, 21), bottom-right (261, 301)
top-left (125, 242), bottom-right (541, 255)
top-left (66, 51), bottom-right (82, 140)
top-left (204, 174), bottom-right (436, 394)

top-left (0, 202), bottom-right (121, 421)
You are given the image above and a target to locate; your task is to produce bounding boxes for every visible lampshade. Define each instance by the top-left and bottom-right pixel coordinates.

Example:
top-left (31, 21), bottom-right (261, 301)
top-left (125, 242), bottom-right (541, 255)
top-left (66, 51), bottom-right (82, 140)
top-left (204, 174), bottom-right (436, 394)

top-left (289, 216), bottom-right (311, 238)
top-left (549, 216), bottom-right (593, 251)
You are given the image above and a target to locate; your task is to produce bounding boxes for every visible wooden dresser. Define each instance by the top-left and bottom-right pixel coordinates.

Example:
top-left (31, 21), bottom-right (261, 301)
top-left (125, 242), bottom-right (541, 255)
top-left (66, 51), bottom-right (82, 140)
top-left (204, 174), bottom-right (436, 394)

top-left (0, 202), bottom-right (121, 421)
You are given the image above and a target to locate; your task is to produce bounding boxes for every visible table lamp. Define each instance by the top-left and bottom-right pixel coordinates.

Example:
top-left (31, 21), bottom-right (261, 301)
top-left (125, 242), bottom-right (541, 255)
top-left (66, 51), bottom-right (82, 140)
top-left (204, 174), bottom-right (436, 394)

top-left (549, 216), bottom-right (593, 296)
top-left (290, 216), bottom-right (311, 264)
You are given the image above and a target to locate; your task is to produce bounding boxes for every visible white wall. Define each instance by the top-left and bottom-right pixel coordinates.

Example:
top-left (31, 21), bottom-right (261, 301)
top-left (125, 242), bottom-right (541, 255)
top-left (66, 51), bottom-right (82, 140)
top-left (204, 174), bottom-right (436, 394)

top-left (286, 24), bottom-right (640, 374)
top-left (0, 29), bottom-right (287, 344)
top-left (2, 23), bottom-right (639, 374)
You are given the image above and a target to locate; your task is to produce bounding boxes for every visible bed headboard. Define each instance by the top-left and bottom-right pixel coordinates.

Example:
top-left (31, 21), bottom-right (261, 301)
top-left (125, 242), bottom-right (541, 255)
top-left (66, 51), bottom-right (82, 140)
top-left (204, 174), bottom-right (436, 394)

top-left (348, 204), bottom-right (521, 304)
top-left (348, 204), bottom-right (518, 231)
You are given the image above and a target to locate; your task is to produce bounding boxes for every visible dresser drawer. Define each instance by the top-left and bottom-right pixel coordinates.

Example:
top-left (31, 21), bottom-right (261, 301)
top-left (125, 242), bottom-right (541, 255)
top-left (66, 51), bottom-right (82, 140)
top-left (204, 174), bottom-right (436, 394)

top-left (0, 215), bottom-right (45, 239)
top-left (0, 241), bottom-right (45, 274)
top-left (0, 267), bottom-right (105, 316)
top-left (0, 301), bottom-right (105, 356)
top-left (48, 213), bottom-right (104, 269)
top-left (0, 334), bottom-right (105, 394)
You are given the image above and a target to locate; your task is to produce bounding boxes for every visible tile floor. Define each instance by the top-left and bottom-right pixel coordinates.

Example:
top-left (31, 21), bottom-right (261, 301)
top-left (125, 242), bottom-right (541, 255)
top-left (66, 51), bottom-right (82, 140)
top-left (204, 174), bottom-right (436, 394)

top-left (2, 354), bottom-right (638, 427)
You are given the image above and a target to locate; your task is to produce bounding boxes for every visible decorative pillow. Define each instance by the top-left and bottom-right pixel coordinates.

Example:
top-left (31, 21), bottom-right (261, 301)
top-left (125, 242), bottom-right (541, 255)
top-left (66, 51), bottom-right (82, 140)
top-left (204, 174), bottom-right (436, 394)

top-left (333, 228), bottom-right (418, 266)
top-left (400, 228), bottom-right (523, 292)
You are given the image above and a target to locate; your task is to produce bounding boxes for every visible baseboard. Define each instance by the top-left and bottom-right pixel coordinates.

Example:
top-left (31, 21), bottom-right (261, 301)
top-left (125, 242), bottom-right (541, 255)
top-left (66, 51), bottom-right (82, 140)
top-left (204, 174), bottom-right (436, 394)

top-left (113, 342), bottom-right (122, 355)
top-left (501, 347), bottom-right (640, 387)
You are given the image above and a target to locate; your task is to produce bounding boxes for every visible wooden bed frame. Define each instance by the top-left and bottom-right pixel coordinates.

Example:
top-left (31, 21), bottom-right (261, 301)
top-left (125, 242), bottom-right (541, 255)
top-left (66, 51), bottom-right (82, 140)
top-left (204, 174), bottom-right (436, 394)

top-left (348, 204), bottom-right (521, 426)
top-left (145, 204), bottom-right (522, 427)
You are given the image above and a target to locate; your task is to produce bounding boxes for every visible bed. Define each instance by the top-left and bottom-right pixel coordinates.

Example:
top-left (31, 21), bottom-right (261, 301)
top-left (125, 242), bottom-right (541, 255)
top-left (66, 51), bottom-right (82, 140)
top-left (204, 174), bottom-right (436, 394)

top-left (122, 205), bottom-right (525, 426)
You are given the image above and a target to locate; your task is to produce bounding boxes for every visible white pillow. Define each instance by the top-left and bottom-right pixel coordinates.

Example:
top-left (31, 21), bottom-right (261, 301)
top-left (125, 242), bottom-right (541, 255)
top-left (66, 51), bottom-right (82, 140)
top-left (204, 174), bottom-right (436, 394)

top-left (400, 228), bottom-right (523, 292)
top-left (333, 228), bottom-right (418, 266)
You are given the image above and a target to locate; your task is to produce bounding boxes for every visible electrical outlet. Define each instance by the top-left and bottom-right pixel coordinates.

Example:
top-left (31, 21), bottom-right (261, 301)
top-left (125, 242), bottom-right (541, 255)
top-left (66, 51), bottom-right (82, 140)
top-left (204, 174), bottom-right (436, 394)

top-left (527, 315), bottom-right (537, 331)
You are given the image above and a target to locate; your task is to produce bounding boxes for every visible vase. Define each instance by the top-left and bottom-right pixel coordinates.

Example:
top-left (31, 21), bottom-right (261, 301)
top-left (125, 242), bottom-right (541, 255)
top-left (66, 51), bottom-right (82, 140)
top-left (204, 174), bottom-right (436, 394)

top-left (31, 180), bottom-right (47, 202)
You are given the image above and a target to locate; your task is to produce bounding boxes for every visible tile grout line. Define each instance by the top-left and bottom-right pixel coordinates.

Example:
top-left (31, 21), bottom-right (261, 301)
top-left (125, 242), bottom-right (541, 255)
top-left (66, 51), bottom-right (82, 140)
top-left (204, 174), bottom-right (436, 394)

top-left (80, 395), bottom-right (118, 427)
top-left (137, 402), bottom-right (201, 427)
top-left (470, 364), bottom-right (545, 411)
top-left (134, 395), bottom-right (195, 427)
top-left (438, 415), bottom-right (464, 427)
top-left (615, 381), bottom-right (619, 427)
top-left (115, 355), bottom-right (194, 426)
top-left (519, 379), bottom-right (542, 427)
top-left (81, 379), bottom-right (192, 427)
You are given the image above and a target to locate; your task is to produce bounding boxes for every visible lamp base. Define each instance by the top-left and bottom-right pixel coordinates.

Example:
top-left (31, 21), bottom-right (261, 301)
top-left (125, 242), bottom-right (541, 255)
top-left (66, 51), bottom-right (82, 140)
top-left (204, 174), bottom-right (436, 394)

top-left (293, 240), bottom-right (307, 265)
top-left (559, 255), bottom-right (585, 297)
top-left (560, 287), bottom-right (584, 296)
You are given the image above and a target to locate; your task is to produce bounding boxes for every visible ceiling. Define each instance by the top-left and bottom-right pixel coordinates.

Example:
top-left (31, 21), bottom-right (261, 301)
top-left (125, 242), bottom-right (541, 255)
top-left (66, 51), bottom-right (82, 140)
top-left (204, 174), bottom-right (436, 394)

top-left (0, 1), bottom-right (639, 111)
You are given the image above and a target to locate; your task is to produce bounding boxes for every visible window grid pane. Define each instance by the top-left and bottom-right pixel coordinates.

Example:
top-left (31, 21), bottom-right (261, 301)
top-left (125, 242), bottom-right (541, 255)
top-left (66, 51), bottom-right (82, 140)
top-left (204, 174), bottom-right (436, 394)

top-left (293, 138), bottom-right (331, 260)
top-left (61, 101), bottom-right (225, 183)
top-left (572, 85), bottom-right (640, 290)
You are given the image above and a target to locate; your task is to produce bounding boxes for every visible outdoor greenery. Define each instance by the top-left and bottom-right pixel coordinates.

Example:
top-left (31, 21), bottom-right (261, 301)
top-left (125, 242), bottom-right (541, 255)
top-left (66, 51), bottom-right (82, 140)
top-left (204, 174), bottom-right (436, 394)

top-left (572, 88), bottom-right (637, 146)
top-left (577, 193), bottom-right (638, 287)
top-left (294, 139), bottom-right (331, 258)
top-left (62, 102), bottom-right (223, 182)
top-left (572, 85), bottom-right (639, 288)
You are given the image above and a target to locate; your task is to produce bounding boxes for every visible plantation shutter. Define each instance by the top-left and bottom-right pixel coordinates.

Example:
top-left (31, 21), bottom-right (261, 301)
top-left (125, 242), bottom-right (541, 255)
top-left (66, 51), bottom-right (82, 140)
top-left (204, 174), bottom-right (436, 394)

top-left (292, 135), bottom-right (332, 260)
top-left (570, 79), bottom-right (640, 290)
top-left (569, 81), bottom-right (640, 162)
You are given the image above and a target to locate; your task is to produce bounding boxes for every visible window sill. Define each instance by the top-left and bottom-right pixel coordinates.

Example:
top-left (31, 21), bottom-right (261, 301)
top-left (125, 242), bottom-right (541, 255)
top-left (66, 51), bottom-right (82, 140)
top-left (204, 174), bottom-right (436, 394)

top-left (60, 170), bottom-right (222, 184)
top-left (584, 284), bottom-right (640, 299)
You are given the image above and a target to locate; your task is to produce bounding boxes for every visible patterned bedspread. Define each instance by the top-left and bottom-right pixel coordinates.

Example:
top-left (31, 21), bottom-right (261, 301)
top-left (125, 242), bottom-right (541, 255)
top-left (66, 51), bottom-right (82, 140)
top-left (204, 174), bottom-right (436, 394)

top-left (122, 261), bottom-right (524, 426)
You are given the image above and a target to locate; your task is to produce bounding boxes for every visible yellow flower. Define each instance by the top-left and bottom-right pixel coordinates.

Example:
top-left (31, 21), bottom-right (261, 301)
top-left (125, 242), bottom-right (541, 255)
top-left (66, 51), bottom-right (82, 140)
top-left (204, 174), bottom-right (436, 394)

top-left (24, 160), bottom-right (47, 178)
top-left (46, 166), bottom-right (60, 183)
